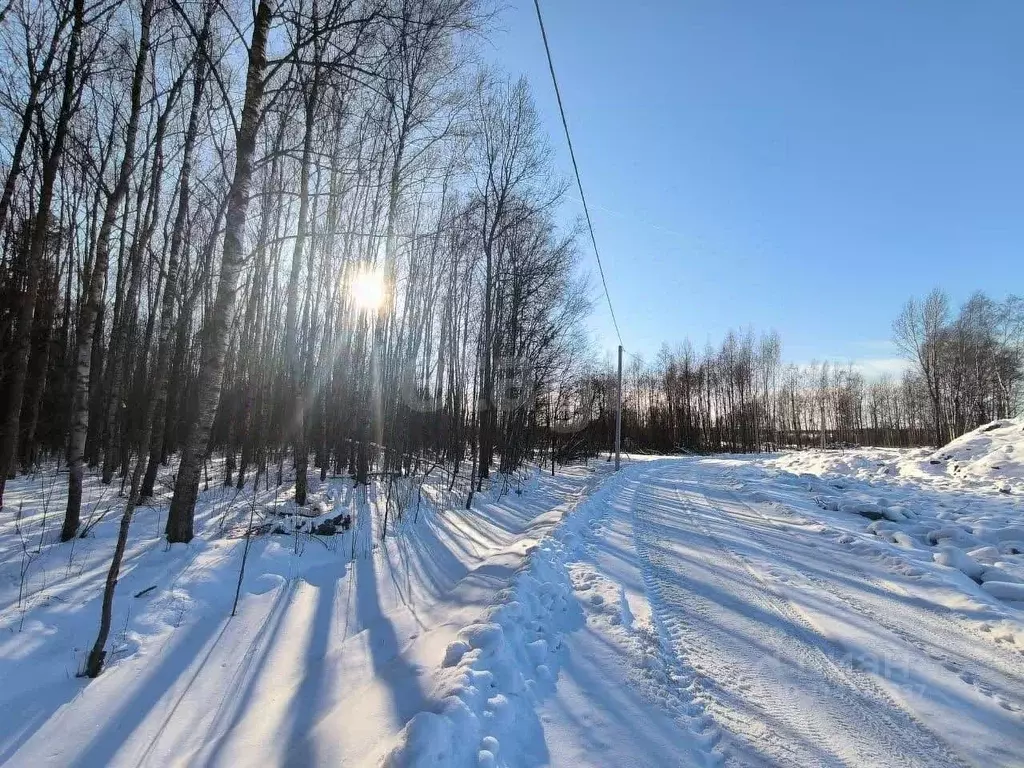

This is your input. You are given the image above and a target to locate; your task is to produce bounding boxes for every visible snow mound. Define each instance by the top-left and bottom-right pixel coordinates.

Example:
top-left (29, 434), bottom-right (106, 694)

top-left (904, 419), bottom-right (1024, 492)
top-left (933, 546), bottom-right (985, 581)
top-left (981, 581), bottom-right (1024, 602)
top-left (771, 450), bottom-right (908, 483)
top-left (815, 494), bottom-right (911, 522)
top-left (765, 425), bottom-right (1024, 610)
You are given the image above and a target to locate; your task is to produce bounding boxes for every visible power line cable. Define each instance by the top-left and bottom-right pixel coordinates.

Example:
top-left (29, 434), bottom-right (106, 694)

top-left (531, 0), bottom-right (623, 348)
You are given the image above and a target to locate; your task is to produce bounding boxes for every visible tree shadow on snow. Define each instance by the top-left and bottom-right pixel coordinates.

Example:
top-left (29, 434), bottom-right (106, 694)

top-left (0, 680), bottom-right (84, 766)
top-left (67, 612), bottom-right (229, 768)
top-left (354, 505), bottom-right (430, 725)
top-left (279, 487), bottom-right (429, 766)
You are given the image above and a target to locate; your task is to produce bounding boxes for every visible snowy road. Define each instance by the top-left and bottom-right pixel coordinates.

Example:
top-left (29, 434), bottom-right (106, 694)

top-left (536, 458), bottom-right (1024, 768)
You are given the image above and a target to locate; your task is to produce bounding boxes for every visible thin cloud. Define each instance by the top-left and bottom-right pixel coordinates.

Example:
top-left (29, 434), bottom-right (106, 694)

top-left (850, 357), bottom-right (912, 380)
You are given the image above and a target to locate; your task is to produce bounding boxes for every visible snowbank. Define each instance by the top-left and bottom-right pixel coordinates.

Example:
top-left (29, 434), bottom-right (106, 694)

top-left (981, 581), bottom-right (1024, 602)
top-left (902, 419), bottom-right (1024, 493)
top-left (764, 421), bottom-right (1024, 620)
top-left (382, 470), bottom-right (626, 768)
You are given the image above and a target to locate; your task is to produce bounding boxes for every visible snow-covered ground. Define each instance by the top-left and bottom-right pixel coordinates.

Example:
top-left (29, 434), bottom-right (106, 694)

top-left (2, 421), bottom-right (1022, 767)
top-left (0, 460), bottom-right (612, 766)
top-left (383, 422), bottom-right (1023, 768)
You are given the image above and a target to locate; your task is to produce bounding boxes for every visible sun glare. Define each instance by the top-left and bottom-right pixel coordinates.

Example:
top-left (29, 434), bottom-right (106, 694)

top-left (350, 266), bottom-right (387, 311)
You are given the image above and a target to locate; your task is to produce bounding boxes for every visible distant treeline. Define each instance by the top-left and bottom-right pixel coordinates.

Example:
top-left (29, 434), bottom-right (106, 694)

top-left (562, 290), bottom-right (1022, 456)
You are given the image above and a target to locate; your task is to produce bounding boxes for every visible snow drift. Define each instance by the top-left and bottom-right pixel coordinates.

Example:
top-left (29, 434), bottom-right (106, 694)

top-left (907, 418), bottom-right (1024, 493)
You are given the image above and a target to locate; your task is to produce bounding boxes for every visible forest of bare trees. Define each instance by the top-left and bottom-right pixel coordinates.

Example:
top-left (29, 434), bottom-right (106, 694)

top-left (600, 291), bottom-right (1023, 455)
top-left (0, 0), bottom-right (591, 515)
top-left (0, 0), bottom-right (602, 673)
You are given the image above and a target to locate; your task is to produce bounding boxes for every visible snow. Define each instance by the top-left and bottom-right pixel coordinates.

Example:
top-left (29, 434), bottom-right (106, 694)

top-left (913, 419), bottom-right (1024, 492)
top-left (933, 545), bottom-right (986, 580)
top-left (768, 419), bottom-right (1024, 602)
top-left (382, 423), bottom-right (1024, 767)
top-left (981, 581), bottom-right (1024, 602)
top-left (383, 471), bottom-right (617, 767)
top-left (3, 423), bottom-right (1023, 768)
top-left (0, 460), bottom-right (610, 766)
top-left (780, 418), bottom-right (1024, 497)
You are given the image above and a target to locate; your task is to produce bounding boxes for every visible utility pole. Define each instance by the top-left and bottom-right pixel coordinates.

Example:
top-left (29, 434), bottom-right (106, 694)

top-left (615, 344), bottom-right (623, 470)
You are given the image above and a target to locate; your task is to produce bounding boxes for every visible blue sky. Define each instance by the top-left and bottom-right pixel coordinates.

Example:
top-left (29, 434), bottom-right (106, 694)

top-left (486, 0), bottom-right (1024, 371)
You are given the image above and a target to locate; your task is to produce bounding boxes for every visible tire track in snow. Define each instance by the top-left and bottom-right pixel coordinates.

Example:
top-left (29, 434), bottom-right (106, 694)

top-left (713, 469), bottom-right (1024, 726)
top-left (686, 475), bottom-right (976, 768)
top-left (631, 460), bottom-right (965, 768)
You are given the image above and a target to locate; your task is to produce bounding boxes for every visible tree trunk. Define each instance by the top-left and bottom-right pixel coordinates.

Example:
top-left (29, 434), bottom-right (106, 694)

top-left (100, 55), bottom-right (183, 486)
top-left (283, 73), bottom-right (318, 507)
top-left (63, 0), bottom-right (152, 540)
top-left (0, 0), bottom-right (84, 509)
top-left (18, 266), bottom-right (58, 470)
top-left (166, 0), bottom-right (273, 542)
top-left (141, 6), bottom-right (213, 499)
top-left (477, 243), bottom-right (494, 485)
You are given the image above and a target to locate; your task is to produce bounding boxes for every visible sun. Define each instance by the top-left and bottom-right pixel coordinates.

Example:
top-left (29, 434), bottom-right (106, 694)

top-left (350, 266), bottom-right (387, 311)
